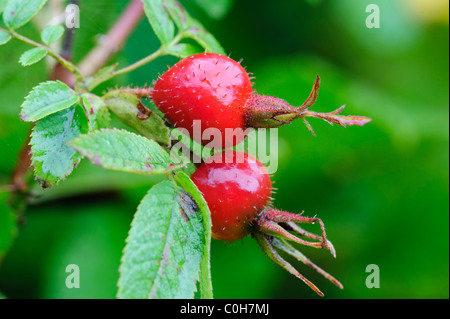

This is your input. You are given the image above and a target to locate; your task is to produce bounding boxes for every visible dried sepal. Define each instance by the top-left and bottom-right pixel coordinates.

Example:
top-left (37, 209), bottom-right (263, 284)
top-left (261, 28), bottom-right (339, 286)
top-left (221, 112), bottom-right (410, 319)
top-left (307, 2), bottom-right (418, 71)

top-left (302, 105), bottom-right (372, 128)
top-left (253, 232), bottom-right (324, 296)
top-left (298, 75), bottom-right (320, 112)
top-left (272, 238), bottom-right (343, 289)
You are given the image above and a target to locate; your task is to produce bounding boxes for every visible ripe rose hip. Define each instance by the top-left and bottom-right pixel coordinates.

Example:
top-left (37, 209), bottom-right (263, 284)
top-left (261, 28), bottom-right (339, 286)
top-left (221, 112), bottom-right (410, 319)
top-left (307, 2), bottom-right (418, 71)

top-left (152, 53), bottom-right (371, 147)
top-left (191, 151), bottom-right (272, 241)
top-left (153, 53), bottom-right (252, 148)
top-left (191, 150), bottom-right (343, 296)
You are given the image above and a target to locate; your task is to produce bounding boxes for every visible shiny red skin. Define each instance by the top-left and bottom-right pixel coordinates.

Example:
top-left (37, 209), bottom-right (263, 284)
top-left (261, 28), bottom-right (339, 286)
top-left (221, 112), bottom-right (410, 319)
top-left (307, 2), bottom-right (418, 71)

top-left (153, 53), bottom-right (253, 147)
top-left (191, 152), bottom-right (272, 241)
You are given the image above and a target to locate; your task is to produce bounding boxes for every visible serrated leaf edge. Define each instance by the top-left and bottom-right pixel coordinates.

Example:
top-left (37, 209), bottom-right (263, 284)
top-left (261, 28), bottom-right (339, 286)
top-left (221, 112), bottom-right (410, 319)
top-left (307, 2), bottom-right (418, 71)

top-left (19, 80), bottom-right (78, 122)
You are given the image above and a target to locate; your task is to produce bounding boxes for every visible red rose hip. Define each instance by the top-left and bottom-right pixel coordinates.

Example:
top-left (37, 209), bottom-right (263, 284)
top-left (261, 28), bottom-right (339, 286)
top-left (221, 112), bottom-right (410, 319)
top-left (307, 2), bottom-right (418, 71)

top-left (153, 53), bottom-right (253, 148)
top-left (152, 53), bottom-right (371, 148)
top-left (191, 151), bottom-right (272, 241)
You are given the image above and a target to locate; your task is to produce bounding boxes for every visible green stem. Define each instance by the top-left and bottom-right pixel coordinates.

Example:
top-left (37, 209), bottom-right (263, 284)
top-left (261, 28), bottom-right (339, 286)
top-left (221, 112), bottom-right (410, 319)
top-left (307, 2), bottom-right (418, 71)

top-left (88, 32), bottom-right (185, 90)
top-left (2, 28), bottom-right (86, 83)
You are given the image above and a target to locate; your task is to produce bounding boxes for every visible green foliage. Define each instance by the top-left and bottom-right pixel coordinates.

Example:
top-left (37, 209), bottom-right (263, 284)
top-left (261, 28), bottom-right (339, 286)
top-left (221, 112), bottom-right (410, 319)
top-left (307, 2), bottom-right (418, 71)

top-left (192, 0), bottom-right (234, 20)
top-left (0, 0), bottom-right (8, 14)
top-left (0, 0), bottom-right (447, 301)
top-left (185, 21), bottom-right (225, 55)
top-left (80, 93), bottom-right (111, 132)
top-left (103, 92), bottom-right (170, 145)
top-left (0, 30), bottom-right (11, 45)
top-left (18, 47), bottom-right (47, 66)
top-left (0, 194), bottom-right (17, 260)
top-left (174, 171), bottom-right (213, 299)
top-left (142, 0), bottom-right (175, 45)
top-left (69, 129), bottom-right (184, 174)
top-left (30, 105), bottom-right (89, 187)
top-left (3, 0), bottom-right (47, 29)
top-left (40, 25), bottom-right (64, 45)
top-left (166, 43), bottom-right (203, 58)
top-left (20, 81), bottom-right (79, 122)
top-left (118, 181), bottom-right (205, 299)
top-left (164, 0), bottom-right (225, 54)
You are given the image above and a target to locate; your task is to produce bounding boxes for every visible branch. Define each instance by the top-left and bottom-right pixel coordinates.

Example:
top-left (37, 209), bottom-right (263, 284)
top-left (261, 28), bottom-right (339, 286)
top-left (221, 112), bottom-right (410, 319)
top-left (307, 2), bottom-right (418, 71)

top-left (77, 0), bottom-right (144, 78)
top-left (3, 28), bottom-right (85, 83)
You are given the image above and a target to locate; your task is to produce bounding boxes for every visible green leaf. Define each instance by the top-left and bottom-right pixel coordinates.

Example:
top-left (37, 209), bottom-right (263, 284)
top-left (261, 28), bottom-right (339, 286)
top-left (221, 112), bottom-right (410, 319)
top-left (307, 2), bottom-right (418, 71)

top-left (174, 171), bottom-right (213, 299)
top-left (163, 0), bottom-right (193, 30)
top-left (80, 93), bottom-right (111, 132)
top-left (41, 24), bottom-right (64, 45)
top-left (86, 64), bottom-right (117, 91)
top-left (118, 180), bottom-right (205, 299)
top-left (192, 0), bottom-right (234, 20)
top-left (164, 1), bottom-right (225, 54)
top-left (0, 193), bottom-right (18, 260)
top-left (186, 21), bottom-right (225, 55)
top-left (3, 0), bottom-right (48, 29)
top-left (0, 0), bottom-right (8, 14)
top-left (0, 291), bottom-right (6, 299)
top-left (104, 92), bottom-right (170, 145)
top-left (167, 43), bottom-right (203, 58)
top-left (69, 129), bottom-right (184, 174)
top-left (31, 105), bottom-right (89, 188)
top-left (142, 0), bottom-right (175, 45)
top-left (0, 30), bottom-right (11, 45)
top-left (19, 47), bottom-right (48, 66)
top-left (20, 80), bottom-right (79, 122)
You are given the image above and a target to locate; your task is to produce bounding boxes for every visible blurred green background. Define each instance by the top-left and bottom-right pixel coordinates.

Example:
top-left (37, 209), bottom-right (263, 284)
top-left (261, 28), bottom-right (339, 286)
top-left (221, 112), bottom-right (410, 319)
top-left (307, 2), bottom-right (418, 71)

top-left (0, 0), bottom-right (448, 299)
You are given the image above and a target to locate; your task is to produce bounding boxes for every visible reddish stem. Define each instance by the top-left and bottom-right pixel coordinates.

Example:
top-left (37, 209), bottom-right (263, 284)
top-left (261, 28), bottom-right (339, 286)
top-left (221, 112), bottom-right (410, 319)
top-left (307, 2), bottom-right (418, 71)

top-left (78, 0), bottom-right (144, 78)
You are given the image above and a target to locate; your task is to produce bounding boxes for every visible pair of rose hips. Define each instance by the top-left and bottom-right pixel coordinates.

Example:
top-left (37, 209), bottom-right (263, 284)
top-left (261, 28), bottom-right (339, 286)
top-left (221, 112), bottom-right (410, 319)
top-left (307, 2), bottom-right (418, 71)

top-left (147, 53), bottom-right (370, 295)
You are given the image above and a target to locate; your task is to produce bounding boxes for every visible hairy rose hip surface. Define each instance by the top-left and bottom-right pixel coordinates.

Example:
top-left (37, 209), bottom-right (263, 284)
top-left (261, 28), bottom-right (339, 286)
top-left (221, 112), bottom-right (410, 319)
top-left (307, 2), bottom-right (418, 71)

top-left (153, 53), bottom-right (253, 148)
top-left (191, 151), bottom-right (272, 241)
top-left (152, 53), bottom-right (371, 148)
